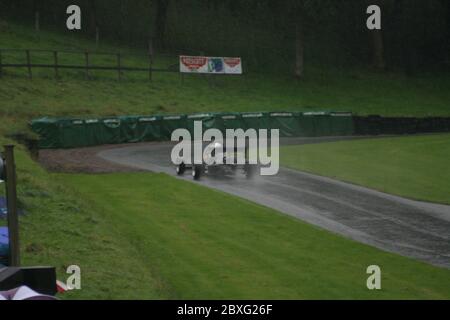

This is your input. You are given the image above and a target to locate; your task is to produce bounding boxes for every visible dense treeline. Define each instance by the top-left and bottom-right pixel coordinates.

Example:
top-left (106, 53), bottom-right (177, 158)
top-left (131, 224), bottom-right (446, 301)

top-left (1, 0), bottom-right (449, 75)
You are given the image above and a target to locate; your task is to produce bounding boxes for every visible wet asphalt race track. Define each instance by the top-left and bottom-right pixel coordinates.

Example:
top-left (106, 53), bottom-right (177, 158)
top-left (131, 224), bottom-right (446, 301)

top-left (98, 137), bottom-right (450, 268)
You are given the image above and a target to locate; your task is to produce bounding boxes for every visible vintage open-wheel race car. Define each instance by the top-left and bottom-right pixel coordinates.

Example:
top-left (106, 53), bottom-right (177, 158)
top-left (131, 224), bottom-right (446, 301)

top-left (175, 142), bottom-right (259, 180)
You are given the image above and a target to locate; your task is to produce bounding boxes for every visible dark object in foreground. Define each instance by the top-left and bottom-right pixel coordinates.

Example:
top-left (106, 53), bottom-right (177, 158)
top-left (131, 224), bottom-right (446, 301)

top-left (0, 266), bottom-right (57, 296)
top-left (353, 115), bottom-right (450, 136)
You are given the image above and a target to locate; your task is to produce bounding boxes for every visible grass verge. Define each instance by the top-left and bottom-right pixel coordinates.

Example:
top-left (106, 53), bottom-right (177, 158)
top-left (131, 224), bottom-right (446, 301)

top-left (35, 172), bottom-right (449, 299)
top-left (281, 134), bottom-right (450, 204)
top-left (2, 140), bottom-right (168, 299)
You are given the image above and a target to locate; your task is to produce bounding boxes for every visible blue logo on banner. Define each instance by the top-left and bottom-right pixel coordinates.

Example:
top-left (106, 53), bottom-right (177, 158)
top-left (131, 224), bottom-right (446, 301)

top-left (208, 58), bottom-right (224, 73)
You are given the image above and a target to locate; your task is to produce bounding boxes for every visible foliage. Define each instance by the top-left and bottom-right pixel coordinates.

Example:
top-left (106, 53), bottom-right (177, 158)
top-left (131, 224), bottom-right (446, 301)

top-left (1, 0), bottom-right (449, 73)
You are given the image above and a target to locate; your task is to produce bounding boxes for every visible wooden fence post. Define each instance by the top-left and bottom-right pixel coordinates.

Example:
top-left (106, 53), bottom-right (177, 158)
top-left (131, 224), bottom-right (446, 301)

top-left (148, 37), bottom-right (154, 59)
top-left (3, 145), bottom-right (20, 267)
top-left (148, 54), bottom-right (153, 81)
top-left (148, 37), bottom-right (154, 81)
top-left (0, 50), bottom-right (3, 78)
top-left (53, 51), bottom-right (59, 79)
top-left (35, 11), bottom-right (40, 33)
top-left (26, 50), bottom-right (32, 79)
top-left (85, 51), bottom-right (89, 79)
top-left (117, 53), bottom-right (122, 81)
top-left (95, 27), bottom-right (100, 49)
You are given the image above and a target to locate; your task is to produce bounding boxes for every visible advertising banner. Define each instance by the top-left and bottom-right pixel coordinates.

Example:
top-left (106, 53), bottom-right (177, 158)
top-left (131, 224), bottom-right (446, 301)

top-left (180, 56), bottom-right (209, 73)
top-left (223, 57), bottom-right (242, 74)
top-left (180, 56), bottom-right (242, 74)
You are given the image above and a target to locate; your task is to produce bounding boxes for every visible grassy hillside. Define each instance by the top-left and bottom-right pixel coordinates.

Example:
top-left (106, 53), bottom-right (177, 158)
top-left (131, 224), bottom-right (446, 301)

top-left (281, 134), bottom-right (450, 204)
top-left (1, 20), bottom-right (450, 140)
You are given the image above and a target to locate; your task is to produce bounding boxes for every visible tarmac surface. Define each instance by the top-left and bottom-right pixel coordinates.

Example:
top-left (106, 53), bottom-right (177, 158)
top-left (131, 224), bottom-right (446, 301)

top-left (97, 137), bottom-right (450, 268)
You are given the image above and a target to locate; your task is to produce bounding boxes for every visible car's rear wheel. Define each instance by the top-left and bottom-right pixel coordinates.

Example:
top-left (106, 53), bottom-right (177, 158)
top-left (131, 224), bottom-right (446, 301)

top-left (193, 164), bottom-right (203, 180)
top-left (176, 162), bottom-right (186, 175)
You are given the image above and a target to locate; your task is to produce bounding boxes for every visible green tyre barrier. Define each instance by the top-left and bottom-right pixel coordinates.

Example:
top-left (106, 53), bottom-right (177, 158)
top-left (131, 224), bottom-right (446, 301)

top-left (160, 115), bottom-right (187, 140)
top-left (268, 112), bottom-right (302, 137)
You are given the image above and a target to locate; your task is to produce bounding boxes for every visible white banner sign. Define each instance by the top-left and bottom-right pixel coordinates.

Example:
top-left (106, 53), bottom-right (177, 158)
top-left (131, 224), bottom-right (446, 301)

top-left (223, 57), bottom-right (243, 74)
top-left (180, 56), bottom-right (242, 74)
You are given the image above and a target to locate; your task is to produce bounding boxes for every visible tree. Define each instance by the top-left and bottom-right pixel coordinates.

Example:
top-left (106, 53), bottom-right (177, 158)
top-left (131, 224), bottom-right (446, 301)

top-left (371, 29), bottom-right (385, 70)
top-left (439, 0), bottom-right (450, 66)
top-left (33, 0), bottom-right (40, 32)
top-left (155, 0), bottom-right (170, 49)
top-left (367, 1), bottom-right (385, 70)
top-left (89, 0), bottom-right (100, 48)
top-left (394, 0), bottom-right (423, 75)
top-left (294, 0), bottom-right (305, 79)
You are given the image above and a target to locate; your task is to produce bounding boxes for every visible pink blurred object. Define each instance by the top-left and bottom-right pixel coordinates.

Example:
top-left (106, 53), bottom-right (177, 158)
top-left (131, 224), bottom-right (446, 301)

top-left (0, 286), bottom-right (57, 300)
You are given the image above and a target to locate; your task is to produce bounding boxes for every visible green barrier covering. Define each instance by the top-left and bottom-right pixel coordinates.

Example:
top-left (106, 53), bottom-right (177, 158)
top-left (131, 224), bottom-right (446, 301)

top-left (203, 113), bottom-right (224, 132)
top-left (59, 119), bottom-right (88, 148)
top-left (302, 111), bottom-right (332, 137)
top-left (330, 112), bottom-right (354, 136)
top-left (136, 116), bottom-right (163, 141)
top-left (30, 110), bottom-right (359, 149)
top-left (119, 116), bottom-right (140, 143)
top-left (268, 112), bottom-right (302, 137)
top-left (100, 118), bottom-right (122, 144)
top-left (241, 112), bottom-right (269, 134)
top-left (31, 117), bottom-right (61, 149)
top-left (160, 114), bottom-right (187, 140)
top-left (84, 118), bottom-right (104, 146)
top-left (297, 113), bottom-right (315, 137)
top-left (186, 113), bottom-right (222, 136)
top-left (220, 113), bottom-right (244, 131)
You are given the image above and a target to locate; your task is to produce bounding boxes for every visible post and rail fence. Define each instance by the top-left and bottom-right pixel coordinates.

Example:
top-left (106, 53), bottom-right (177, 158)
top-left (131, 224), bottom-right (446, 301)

top-left (0, 48), bottom-right (178, 81)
